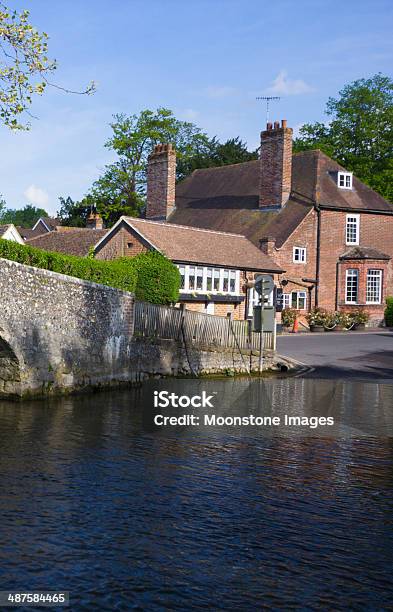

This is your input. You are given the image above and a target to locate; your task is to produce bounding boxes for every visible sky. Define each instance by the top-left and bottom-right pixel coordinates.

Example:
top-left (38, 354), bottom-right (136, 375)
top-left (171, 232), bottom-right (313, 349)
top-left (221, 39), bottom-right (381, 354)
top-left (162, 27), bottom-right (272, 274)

top-left (1, 0), bottom-right (392, 215)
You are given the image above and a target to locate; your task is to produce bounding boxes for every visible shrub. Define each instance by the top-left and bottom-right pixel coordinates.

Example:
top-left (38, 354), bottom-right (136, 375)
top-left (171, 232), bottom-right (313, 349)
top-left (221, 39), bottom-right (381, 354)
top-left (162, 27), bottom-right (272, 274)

top-left (281, 308), bottom-right (297, 327)
top-left (116, 251), bottom-right (180, 304)
top-left (0, 239), bottom-right (137, 293)
top-left (385, 297), bottom-right (393, 327)
top-left (349, 308), bottom-right (369, 325)
top-left (306, 307), bottom-right (327, 326)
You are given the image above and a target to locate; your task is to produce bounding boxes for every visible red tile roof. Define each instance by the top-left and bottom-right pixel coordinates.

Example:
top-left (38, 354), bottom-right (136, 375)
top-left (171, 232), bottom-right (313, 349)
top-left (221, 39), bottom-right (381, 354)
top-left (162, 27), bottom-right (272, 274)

top-left (102, 217), bottom-right (282, 272)
top-left (27, 228), bottom-right (108, 256)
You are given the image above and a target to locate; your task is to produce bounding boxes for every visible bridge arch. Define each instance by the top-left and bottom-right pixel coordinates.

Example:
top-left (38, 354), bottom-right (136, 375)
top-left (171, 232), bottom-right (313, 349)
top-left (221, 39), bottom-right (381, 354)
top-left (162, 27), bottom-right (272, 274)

top-left (0, 335), bottom-right (21, 399)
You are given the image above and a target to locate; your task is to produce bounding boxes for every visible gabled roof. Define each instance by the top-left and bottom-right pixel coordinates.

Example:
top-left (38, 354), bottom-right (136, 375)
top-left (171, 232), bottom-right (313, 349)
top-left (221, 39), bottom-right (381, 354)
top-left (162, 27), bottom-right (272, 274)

top-left (340, 246), bottom-right (391, 261)
top-left (17, 226), bottom-right (47, 240)
top-left (27, 228), bottom-right (107, 257)
top-left (169, 150), bottom-right (393, 248)
top-left (32, 216), bottom-right (62, 232)
top-left (95, 217), bottom-right (283, 273)
top-left (0, 224), bottom-right (12, 237)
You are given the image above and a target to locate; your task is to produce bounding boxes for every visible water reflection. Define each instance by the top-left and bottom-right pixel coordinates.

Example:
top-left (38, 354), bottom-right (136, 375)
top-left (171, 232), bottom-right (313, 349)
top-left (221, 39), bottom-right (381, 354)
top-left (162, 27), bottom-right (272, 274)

top-left (0, 379), bottom-right (392, 610)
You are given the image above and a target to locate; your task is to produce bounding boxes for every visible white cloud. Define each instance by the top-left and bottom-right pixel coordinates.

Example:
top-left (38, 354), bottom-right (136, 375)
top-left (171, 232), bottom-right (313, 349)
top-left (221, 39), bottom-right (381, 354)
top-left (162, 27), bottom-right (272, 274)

top-left (266, 71), bottom-right (314, 96)
top-left (24, 184), bottom-right (50, 208)
top-left (205, 85), bottom-right (236, 99)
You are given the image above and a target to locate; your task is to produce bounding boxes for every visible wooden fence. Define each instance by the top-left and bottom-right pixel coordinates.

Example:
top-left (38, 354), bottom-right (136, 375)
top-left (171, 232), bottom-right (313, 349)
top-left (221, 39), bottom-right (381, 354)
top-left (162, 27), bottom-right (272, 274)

top-left (134, 301), bottom-right (275, 351)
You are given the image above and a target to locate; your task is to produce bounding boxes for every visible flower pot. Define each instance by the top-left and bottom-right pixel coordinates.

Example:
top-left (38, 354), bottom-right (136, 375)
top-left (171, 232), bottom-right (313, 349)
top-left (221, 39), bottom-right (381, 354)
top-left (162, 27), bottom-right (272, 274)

top-left (354, 322), bottom-right (366, 331)
top-left (333, 325), bottom-right (344, 332)
top-left (310, 324), bottom-right (324, 333)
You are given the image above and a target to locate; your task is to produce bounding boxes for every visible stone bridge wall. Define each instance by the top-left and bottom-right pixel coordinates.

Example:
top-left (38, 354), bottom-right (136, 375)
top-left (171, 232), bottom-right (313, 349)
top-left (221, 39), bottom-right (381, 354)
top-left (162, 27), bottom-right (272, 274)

top-left (0, 258), bottom-right (135, 398)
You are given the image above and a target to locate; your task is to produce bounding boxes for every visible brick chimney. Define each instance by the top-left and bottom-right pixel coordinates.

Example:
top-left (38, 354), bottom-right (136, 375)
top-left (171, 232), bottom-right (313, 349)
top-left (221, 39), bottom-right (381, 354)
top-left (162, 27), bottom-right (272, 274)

top-left (86, 210), bottom-right (104, 230)
top-left (146, 143), bottom-right (176, 220)
top-left (259, 119), bottom-right (293, 208)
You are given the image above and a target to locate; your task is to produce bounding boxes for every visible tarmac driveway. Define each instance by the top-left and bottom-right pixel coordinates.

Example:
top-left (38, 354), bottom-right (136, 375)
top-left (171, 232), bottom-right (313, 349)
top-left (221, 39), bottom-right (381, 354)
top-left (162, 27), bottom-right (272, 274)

top-left (277, 330), bottom-right (393, 382)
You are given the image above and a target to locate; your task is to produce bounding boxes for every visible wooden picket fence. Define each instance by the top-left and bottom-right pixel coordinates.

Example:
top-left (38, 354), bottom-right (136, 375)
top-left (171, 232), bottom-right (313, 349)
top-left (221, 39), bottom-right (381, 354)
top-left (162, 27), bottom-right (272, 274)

top-left (134, 301), bottom-right (275, 351)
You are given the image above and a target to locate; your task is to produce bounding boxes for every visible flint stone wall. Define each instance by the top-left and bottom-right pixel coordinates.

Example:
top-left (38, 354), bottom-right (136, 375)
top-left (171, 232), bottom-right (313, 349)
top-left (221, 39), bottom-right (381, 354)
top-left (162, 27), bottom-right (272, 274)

top-left (0, 258), bottom-right (135, 398)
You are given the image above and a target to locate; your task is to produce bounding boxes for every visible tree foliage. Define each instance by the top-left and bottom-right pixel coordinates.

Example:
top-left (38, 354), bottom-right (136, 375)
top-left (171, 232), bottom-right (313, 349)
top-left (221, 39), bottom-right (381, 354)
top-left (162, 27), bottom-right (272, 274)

top-left (293, 74), bottom-right (393, 202)
top-left (57, 196), bottom-right (91, 227)
top-left (0, 203), bottom-right (48, 227)
top-left (176, 136), bottom-right (257, 180)
top-left (0, 3), bottom-right (94, 129)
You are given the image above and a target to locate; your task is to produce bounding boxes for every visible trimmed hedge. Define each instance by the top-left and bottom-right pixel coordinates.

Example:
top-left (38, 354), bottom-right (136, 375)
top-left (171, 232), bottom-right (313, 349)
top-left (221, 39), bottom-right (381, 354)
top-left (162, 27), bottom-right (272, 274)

top-left (0, 239), bottom-right (137, 293)
top-left (385, 296), bottom-right (393, 327)
top-left (116, 251), bottom-right (181, 304)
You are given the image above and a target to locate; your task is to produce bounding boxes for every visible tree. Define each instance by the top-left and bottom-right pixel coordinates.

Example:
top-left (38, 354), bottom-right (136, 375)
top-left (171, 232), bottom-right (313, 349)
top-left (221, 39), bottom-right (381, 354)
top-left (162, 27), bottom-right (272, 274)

top-left (176, 136), bottom-right (258, 180)
top-left (294, 74), bottom-right (393, 202)
top-left (0, 3), bottom-right (94, 129)
top-left (57, 196), bottom-right (92, 227)
top-left (0, 203), bottom-right (48, 227)
top-left (87, 107), bottom-right (212, 224)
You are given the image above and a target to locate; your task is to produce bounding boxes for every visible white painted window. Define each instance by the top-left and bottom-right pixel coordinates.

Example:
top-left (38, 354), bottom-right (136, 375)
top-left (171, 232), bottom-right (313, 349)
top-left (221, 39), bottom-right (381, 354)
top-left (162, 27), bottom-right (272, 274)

top-left (338, 172), bottom-right (353, 189)
top-left (291, 291), bottom-right (307, 310)
top-left (177, 265), bottom-right (240, 295)
top-left (346, 269), bottom-right (359, 304)
top-left (282, 294), bottom-right (291, 309)
top-left (293, 246), bottom-right (307, 263)
top-left (346, 214), bottom-right (360, 245)
top-left (366, 269), bottom-right (382, 304)
top-left (205, 302), bottom-right (214, 314)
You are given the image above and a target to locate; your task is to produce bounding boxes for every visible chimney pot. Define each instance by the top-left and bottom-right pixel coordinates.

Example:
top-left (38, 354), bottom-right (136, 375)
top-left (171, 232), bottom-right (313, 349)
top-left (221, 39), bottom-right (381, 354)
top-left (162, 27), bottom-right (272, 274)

top-left (281, 119), bottom-right (287, 129)
top-left (274, 120), bottom-right (280, 130)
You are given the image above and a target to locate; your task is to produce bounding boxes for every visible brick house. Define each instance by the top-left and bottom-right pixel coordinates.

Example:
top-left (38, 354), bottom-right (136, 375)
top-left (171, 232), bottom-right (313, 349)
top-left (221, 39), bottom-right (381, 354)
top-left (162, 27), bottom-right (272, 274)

top-left (145, 122), bottom-right (393, 325)
top-left (94, 216), bottom-right (282, 320)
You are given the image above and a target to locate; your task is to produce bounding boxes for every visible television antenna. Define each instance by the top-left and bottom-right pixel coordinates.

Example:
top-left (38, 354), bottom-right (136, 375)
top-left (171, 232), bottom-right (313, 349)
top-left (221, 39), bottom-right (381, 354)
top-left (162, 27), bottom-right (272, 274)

top-left (256, 96), bottom-right (281, 123)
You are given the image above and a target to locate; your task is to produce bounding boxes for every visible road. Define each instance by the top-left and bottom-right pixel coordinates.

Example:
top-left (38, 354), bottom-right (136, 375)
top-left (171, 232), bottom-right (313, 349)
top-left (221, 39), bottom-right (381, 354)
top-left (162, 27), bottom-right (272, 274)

top-left (277, 330), bottom-right (393, 382)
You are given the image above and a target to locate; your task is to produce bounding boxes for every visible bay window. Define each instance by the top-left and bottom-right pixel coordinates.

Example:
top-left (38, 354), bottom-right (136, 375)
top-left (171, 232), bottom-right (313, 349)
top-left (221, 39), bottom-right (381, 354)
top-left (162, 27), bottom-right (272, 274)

top-left (366, 269), bottom-right (382, 304)
top-left (177, 265), bottom-right (240, 295)
top-left (345, 269), bottom-right (359, 304)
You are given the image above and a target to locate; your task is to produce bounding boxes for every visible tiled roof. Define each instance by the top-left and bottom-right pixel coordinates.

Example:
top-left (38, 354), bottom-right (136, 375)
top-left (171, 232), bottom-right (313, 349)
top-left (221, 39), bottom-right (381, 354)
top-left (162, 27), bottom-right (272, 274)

top-left (17, 226), bottom-right (47, 240)
top-left (110, 217), bottom-right (282, 272)
top-left (340, 246), bottom-right (391, 260)
top-left (27, 228), bottom-right (108, 256)
top-left (169, 150), bottom-right (393, 247)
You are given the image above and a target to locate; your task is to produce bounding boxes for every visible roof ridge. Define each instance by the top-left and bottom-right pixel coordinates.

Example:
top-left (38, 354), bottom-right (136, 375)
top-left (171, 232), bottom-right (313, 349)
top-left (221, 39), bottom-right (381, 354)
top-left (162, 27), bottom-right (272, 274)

top-left (193, 160), bottom-right (259, 173)
top-left (126, 217), bottom-right (249, 239)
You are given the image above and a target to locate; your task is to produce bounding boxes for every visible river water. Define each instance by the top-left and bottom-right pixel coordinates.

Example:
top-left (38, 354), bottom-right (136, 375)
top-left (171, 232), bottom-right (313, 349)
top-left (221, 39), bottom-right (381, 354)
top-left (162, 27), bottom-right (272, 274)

top-left (0, 377), bottom-right (392, 610)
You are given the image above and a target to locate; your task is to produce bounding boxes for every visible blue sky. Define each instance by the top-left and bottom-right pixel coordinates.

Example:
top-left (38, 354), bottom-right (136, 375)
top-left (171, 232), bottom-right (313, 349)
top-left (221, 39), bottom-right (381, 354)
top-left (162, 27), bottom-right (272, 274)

top-left (1, 0), bottom-right (392, 215)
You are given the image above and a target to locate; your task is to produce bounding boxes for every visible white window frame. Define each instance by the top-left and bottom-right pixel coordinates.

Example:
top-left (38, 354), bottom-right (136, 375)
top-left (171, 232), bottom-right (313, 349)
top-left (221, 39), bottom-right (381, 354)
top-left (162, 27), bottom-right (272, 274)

top-left (346, 214), bottom-right (360, 246)
top-left (177, 265), bottom-right (241, 295)
top-left (293, 246), bottom-right (307, 263)
top-left (291, 291), bottom-right (307, 310)
top-left (338, 172), bottom-right (353, 190)
top-left (282, 294), bottom-right (291, 309)
top-left (366, 269), bottom-right (382, 304)
top-left (345, 268), bottom-right (359, 304)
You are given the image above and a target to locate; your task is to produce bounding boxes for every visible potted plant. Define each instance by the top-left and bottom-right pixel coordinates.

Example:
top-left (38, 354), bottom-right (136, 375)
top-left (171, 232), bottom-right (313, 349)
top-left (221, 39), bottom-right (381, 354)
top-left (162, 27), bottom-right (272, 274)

top-left (281, 307), bottom-right (297, 331)
top-left (306, 307), bottom-right (327, 332)
top-left (336, 311), bottom-right (353, 331)
top-left (323, 311), bottom-right (337, 332)
top-left (350, 308), bottom-right (369, 330)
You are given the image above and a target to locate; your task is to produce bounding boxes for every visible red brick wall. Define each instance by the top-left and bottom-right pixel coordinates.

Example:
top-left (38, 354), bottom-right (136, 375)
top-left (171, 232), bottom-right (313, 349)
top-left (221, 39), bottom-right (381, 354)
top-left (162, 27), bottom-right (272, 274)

top-left (318, 210), bottom-right (393, 312)
top-left (273, 208), bottom-right (318, 312)
top-left (95, 225), bottom-right (148, 260)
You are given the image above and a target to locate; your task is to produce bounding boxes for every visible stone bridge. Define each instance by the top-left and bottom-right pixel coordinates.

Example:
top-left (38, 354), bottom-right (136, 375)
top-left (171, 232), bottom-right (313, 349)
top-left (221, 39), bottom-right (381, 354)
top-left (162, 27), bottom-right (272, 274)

top-left (0, 258), bottom-right (135, 399)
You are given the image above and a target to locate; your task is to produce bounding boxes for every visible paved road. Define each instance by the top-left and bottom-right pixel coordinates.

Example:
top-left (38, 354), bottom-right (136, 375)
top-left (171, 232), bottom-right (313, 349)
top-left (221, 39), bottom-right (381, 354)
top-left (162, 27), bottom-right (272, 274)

top-left (277, 330), bottom-right (393, 381)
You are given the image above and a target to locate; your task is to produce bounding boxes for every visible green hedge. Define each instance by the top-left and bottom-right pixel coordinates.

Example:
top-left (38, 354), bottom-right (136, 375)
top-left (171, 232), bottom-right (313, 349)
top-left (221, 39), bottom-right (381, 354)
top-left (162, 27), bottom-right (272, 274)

top-left (385, 297), bottom-right (393, 327)
top-left (116, 251), bottom-right (181, 304)
top-left (0, 239), bottom-right (137, 293)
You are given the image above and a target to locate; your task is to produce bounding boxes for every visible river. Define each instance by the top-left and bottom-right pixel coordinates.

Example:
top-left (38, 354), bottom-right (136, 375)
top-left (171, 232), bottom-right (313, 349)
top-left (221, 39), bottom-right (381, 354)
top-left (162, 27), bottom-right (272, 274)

top-left (0, 377), bottom-right (392, 610)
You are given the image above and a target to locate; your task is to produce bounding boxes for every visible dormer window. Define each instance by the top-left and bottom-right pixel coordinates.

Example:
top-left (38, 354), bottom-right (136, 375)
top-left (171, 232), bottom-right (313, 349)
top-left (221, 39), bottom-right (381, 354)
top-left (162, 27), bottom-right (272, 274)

top-left (338, 172), bottom-right (353, 189)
